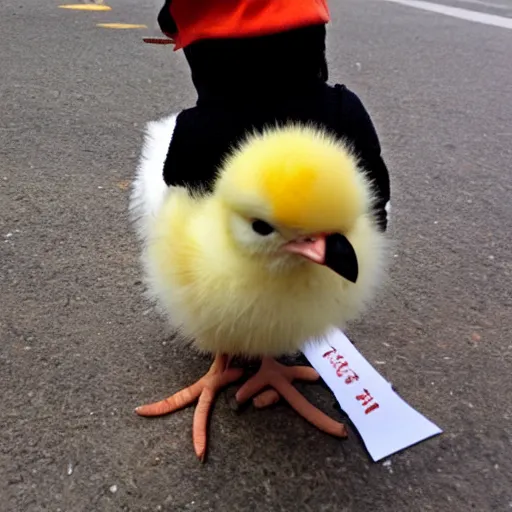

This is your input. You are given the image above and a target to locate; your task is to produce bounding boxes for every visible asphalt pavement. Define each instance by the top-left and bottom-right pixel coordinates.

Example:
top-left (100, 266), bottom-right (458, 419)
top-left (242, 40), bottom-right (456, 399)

top-left (1, 0), bottom-right (511, 510)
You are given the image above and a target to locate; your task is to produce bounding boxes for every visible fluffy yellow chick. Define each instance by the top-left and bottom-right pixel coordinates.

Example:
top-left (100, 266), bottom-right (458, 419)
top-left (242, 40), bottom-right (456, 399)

top-left (131, 117), bottom-right (387, 460)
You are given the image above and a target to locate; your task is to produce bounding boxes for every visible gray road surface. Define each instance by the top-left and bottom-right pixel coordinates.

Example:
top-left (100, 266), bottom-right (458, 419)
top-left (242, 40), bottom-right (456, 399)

top-left (1, 0), bottom-right (511, 510)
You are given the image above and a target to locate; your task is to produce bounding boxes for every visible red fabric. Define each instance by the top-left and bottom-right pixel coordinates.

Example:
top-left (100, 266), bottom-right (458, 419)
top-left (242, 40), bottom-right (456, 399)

top-left (167, 0), bottom-right (330, 50)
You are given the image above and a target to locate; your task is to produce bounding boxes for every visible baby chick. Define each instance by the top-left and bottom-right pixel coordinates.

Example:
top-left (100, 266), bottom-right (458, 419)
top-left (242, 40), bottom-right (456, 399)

top-left (131, 119), bottom-right (387, 460)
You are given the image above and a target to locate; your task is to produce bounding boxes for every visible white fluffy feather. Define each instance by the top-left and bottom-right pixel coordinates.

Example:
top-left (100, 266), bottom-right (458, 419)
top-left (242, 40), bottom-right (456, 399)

top-left (129, 114), bottom-right (178, 243)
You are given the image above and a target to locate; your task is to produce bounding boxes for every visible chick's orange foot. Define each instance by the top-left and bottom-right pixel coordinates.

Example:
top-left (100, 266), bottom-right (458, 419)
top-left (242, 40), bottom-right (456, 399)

top-left (135, 353), bottom-right (243, 461)
top-left (235, 357), bottom-right (348, 438)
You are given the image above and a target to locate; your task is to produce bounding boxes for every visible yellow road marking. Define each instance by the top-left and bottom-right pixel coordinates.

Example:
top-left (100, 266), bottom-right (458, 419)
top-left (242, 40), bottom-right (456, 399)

top-left (97, 23), bottom-right (148, 29)
top-left (59, 4), bottom-right (112, 11)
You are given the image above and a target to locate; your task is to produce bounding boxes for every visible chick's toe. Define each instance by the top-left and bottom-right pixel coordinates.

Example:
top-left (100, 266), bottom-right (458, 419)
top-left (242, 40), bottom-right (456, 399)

top-left (235, 358), bottom-right (347, 438)
top-left (136, 353), bottom-right (243, 461)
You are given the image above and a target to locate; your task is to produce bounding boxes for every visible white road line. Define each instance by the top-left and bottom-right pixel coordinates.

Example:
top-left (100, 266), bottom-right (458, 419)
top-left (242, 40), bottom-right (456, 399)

top-left (382, 0), bottom-right (512, 29)
top-left (450, 0), bottom-right (511, 10)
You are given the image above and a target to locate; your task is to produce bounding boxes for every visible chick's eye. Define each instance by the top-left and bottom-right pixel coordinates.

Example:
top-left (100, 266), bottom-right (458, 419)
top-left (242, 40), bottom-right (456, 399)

top-left (251, 219), bottom-right (275, 236)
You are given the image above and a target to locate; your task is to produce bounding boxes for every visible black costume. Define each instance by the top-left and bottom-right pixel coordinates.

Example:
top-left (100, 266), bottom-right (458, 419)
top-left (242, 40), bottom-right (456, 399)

top-left (158, 18), bottom-right (391, 231)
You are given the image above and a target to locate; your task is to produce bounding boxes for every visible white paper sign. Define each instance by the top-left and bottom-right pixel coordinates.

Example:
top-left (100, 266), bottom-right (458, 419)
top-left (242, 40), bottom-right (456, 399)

top-left (302, 329), bottom-right (442, 462)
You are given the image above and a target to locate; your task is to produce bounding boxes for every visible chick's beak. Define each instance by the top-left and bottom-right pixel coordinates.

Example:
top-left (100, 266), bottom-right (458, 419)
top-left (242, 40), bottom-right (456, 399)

top-left (283, 233), bottom-right (359, 283)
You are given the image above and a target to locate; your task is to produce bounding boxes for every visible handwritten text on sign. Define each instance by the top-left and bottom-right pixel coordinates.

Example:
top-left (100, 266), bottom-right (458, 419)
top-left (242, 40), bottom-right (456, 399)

top-left (302, 329), bottom-right (442, 462)
top-left (322, 346), bottom-right (380, 415)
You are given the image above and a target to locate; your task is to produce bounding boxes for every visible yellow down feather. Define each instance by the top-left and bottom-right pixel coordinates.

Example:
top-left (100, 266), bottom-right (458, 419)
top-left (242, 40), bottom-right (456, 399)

top-left (142, 124), bottom-right (387, 358)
